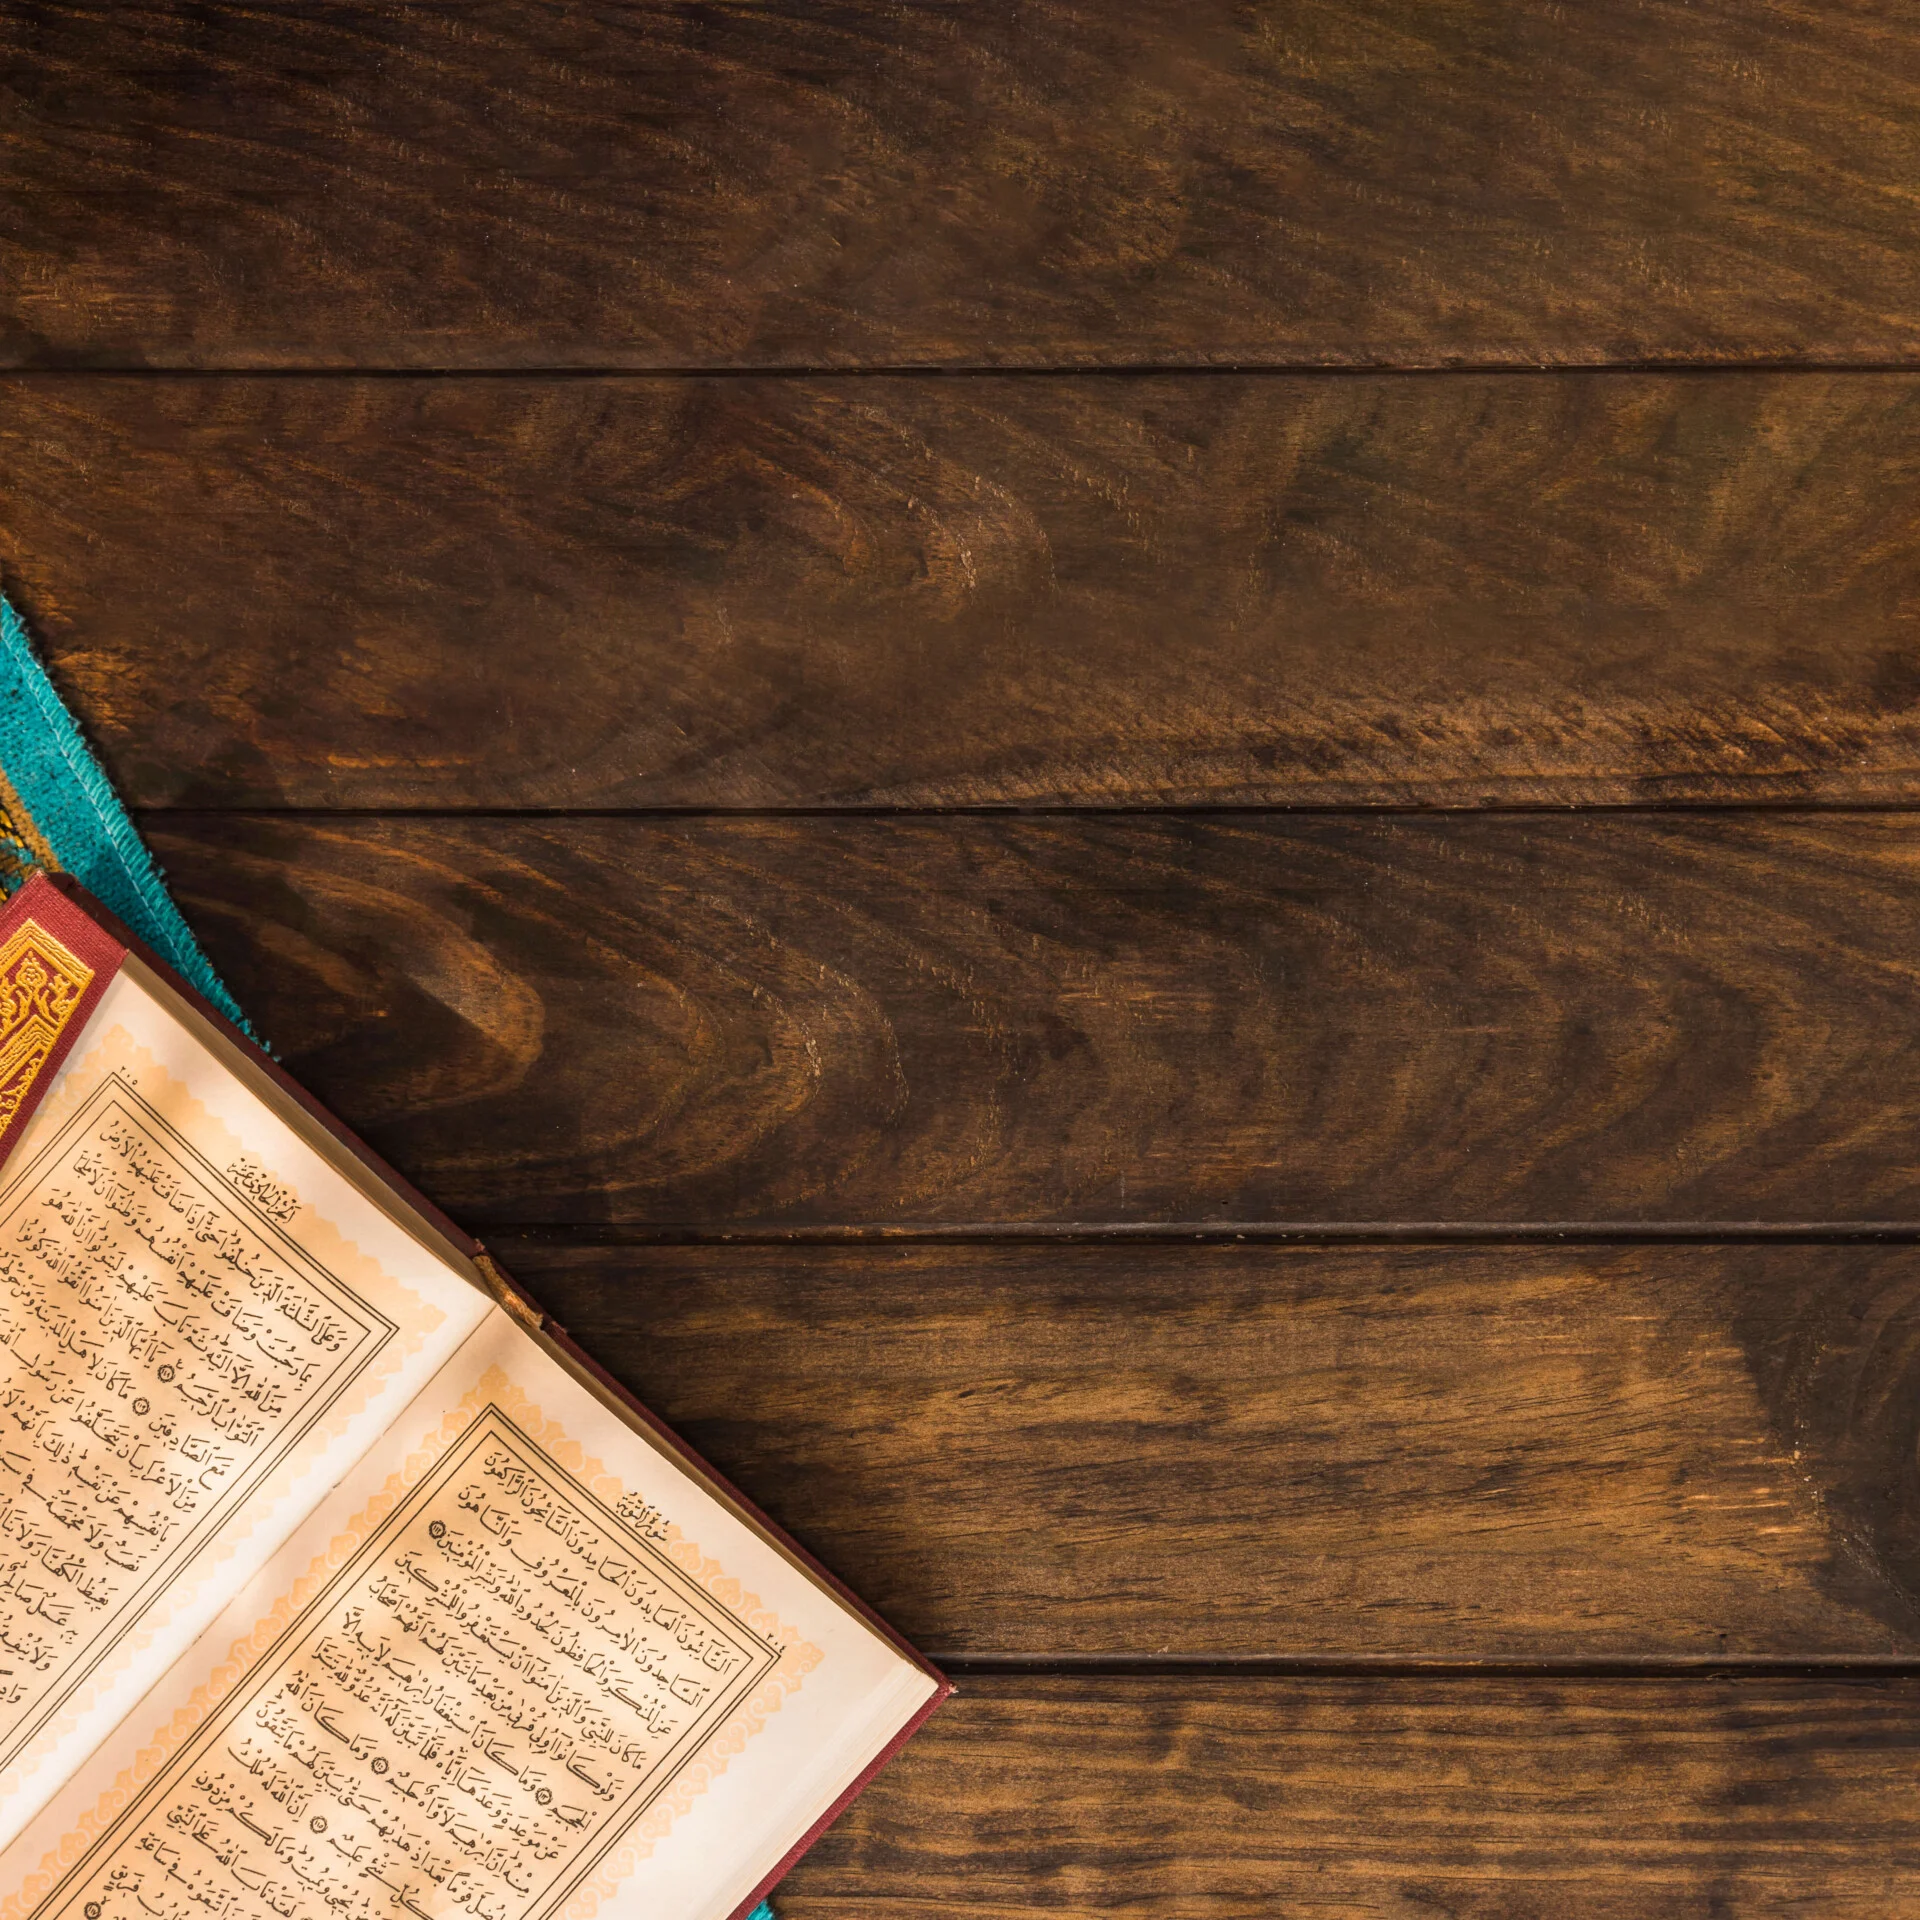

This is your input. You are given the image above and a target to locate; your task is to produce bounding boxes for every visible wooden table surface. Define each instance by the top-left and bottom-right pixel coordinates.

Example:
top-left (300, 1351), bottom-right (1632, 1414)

top-left (8, 3), bottom-right (1920, 1910)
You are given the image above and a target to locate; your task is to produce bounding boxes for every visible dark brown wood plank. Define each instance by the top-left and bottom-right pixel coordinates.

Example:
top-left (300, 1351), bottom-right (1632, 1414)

top-left (145, 810), bottom-right (1920, 1229)
top-left (12, 373), bottom-right (1920, 810)
top-left (778, 1674), bottom-right (1920, 1916)
top-left (490, 1239), bottom-right (1920, 1659)
top-left (7, 2), bottom-right (1920, 368)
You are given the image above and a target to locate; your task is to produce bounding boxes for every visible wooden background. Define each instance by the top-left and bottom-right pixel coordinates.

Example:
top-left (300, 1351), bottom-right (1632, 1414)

top-left (8, 1), bottom-right (1920, 1909)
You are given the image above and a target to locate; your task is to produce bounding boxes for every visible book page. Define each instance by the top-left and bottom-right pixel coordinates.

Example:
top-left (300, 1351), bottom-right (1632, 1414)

top-left (0, 971), bottom-right (493, 1849)
top-left (0, 1311), bottom-right (939, 1920)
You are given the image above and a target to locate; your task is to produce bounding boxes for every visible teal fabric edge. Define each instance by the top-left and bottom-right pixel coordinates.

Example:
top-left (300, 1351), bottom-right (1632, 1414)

top-left (747, 1905), bottom-right (776, 1920)
top-left (0, 595), bottom-right (251, 1034)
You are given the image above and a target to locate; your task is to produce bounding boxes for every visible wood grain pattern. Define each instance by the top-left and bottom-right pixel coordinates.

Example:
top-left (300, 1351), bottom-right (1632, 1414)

top-left (8, 2), bottom-right (1920, 368)
top-left (16, 0), bottom-right (1919, 1899)
top-left (13, 372), bottom-right (1920, 810)
top-left (143, 810), bottom-right (1920, 1228)
top-left (778, 1675), bottom-right (1920, 1916)
top-left (491, 1239), bottom-right (1920, 1659)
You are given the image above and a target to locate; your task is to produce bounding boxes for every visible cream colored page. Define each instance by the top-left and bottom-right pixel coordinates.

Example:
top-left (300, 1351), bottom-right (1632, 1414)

top-left (0, 1312), bottom-right (939, 1920)
top-left (0, 971), bottom-right (492, 1850)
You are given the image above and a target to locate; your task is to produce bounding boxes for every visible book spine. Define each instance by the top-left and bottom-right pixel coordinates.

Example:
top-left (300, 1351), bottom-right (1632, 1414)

top-left (0, 870), bottom-right (128, 1167)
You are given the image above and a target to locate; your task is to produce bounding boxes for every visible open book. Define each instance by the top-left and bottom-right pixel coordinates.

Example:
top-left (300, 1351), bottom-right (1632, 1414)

top-left (0, 875), bottom-right (945, 1920)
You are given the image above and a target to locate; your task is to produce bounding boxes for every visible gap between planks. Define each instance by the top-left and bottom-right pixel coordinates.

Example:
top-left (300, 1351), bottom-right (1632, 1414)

top-left (490, 1222), bottom-right (1920, 1245)
top-left (125, 801), bottom-right (1920, 820)
top-left (21, 363), bottom-right (1920, 380)
top-left (935, 1656), bottom-right (1920, 1677)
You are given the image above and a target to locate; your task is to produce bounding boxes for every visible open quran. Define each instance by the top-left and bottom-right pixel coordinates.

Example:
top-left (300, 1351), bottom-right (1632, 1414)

top-left (0, 874), bottom-right (945, 1920)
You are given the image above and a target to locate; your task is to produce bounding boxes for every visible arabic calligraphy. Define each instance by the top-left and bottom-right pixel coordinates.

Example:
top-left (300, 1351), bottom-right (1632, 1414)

top-left (0, 1077), bottom-right (386, 1769)
top-left (37, 1411), bottom-right (778, 1920)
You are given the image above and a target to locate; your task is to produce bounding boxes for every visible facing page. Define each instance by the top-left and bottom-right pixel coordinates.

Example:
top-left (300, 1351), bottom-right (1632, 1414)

top-left (0, 1312), bottom-right (941, 1920)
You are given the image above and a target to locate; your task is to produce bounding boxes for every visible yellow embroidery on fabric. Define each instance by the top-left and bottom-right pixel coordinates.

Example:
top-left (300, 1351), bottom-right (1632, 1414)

top-left (0, 764), bottom-right (61, 881)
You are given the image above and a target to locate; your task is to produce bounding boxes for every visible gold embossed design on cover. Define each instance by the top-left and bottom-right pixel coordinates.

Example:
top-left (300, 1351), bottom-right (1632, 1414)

top-left (0, 919), bottom-right (94, 1131)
